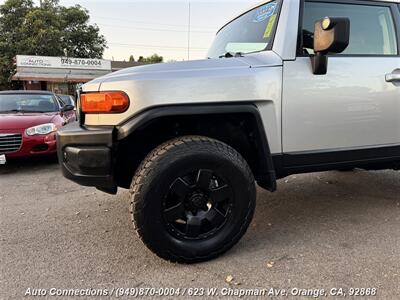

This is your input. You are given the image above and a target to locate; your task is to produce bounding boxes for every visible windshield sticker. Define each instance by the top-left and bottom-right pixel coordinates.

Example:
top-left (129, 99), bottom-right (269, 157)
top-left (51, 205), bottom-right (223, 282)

top-left (263, 14), bottom-right (277, 38)
top-left (253, 2), bottom-right (277, 23)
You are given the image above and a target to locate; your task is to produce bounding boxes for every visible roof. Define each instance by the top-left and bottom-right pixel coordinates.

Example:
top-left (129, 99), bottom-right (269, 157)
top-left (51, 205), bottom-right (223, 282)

top-left (12, 71), bottom-right (107, 83)
top-left (11, 62), bottom-right (143, 81)
top-left (111, 61), bottom-right (146, 71)
top-left (0, 90), bottom-right (55, 95)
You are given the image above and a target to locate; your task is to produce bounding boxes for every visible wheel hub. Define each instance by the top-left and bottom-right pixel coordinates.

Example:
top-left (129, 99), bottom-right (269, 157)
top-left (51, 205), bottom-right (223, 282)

top-left (187, 192), bottom-right (209, 212)
top-left (163, 169), bottom-right (232, 240)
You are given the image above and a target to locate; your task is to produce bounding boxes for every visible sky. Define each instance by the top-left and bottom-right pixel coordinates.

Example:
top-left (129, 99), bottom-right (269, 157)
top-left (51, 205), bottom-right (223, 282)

top-left (2, 0), bottom-right (262, 62)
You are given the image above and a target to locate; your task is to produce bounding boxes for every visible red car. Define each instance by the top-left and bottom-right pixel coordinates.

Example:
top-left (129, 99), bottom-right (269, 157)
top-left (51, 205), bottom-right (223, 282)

top-left (0, 91), bottom-right (76, 163)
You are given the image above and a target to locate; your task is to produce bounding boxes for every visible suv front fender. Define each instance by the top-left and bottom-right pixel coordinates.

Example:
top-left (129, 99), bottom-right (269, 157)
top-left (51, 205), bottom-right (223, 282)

top-left (116, 104), bottom-right (277, 191)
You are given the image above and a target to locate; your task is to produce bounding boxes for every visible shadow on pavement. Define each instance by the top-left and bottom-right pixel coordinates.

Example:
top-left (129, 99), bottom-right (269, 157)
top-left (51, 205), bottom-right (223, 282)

top-left (0, 155), bottom-right (59, 175)
top-left (238, 170), bottom-right (400, 255)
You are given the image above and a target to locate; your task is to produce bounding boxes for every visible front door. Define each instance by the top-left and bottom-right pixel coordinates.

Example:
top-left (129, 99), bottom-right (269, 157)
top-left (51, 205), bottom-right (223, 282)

top-left (282, 0), bottom-right (400, 156)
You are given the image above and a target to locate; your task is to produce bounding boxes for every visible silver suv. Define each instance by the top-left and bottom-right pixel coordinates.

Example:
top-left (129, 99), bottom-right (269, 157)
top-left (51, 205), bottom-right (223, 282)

top-left (57, 0), bottom-right (400, 263)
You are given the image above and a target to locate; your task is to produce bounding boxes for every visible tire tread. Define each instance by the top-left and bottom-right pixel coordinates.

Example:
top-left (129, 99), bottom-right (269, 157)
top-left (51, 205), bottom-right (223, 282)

top-left (130, 135), bottom-right (255, 263)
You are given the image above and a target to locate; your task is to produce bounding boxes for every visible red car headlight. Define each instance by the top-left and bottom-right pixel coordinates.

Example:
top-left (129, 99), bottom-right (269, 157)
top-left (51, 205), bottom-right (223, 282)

top-left (26, 123), bottom-right (57, 136)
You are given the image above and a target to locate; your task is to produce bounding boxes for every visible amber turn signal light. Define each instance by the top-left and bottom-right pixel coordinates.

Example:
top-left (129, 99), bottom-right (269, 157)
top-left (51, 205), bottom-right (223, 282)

top-left (81, 92), bottom-right (129, 113)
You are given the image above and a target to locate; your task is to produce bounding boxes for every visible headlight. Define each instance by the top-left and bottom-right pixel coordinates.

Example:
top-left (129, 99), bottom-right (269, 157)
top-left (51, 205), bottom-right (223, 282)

top-left (26, 123), bottom-right (57, 136)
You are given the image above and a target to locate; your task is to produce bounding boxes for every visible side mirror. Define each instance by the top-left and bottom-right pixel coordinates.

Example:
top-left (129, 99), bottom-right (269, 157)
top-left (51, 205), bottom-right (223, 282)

top-left (61, 104), bottom-right (74, 112)
top-left (311, 17), bottom-right (350, 75)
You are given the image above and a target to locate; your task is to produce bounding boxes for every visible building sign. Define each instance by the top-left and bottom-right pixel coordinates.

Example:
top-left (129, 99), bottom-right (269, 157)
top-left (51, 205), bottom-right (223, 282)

top-left (16, 55), bottom-right (111, 71)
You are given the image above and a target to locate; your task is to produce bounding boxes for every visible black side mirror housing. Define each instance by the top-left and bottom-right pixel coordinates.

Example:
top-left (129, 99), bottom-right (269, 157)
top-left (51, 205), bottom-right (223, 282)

top-left (61, 104), bottom-right (74, 112)
top-left (312, 17), bottom-right (350, 75)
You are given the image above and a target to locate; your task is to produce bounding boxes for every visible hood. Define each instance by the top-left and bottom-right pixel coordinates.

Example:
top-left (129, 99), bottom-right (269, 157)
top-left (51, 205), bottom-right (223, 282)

top-left (82, 53), bottom-right (282, 92)
top-left (109, 57), bottom-right (250, 75)
top-left (0, 112), bottom-right (58, 130)
top-left (82, 51), bottom-right (283, 126)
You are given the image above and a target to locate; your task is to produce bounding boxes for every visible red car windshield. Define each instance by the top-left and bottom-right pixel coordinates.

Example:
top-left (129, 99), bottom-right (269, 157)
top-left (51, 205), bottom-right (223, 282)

top-left (0, 94), bottom-right (58, 113)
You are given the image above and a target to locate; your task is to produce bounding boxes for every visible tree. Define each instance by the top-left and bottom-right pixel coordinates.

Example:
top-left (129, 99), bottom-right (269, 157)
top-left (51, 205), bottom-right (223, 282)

top-left (144, 54), bottom-right (163, 64)
top-left (0, 0), bottom-right (107, 89)
top-left (0, 0), bottom-right (33, 89)
top-left (129, 55), bottom-right (135, 62)
top-left (137, 54), bottom-right (163, 64)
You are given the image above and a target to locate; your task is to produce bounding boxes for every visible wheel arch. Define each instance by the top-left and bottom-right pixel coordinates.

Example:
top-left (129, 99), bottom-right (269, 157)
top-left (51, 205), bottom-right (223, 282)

top-left (114, 104), bottom-right (277, 191)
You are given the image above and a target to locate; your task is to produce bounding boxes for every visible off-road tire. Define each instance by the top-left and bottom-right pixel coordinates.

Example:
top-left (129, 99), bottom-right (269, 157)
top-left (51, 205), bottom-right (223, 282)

top-left (130, 135), bottom-right (256, 263)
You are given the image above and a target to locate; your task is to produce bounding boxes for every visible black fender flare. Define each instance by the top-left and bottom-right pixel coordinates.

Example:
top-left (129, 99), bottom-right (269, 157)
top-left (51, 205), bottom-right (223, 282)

top-left (116, 103), bottom-right (277, 191)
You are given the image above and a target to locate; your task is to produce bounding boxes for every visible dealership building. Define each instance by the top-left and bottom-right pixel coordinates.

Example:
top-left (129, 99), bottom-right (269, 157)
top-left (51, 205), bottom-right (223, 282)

top-left (12, 55), bottom-right (142, 95)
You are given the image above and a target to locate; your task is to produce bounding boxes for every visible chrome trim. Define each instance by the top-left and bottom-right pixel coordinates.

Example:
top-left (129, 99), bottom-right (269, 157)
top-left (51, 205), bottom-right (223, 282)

top-left (0, 133), bottom-right (23, 154)
top-left (386, 73), bottom-right (400, 82)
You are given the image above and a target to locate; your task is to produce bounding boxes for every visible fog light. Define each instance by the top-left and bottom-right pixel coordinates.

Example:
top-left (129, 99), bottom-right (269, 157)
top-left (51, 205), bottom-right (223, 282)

top-left (32, 144), bottom-right (49, 152)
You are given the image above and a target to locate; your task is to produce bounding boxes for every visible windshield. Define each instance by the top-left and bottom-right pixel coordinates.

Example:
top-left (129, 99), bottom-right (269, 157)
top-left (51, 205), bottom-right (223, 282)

top-left (208, 0), bottom-right (281, 59)
top-left (0, 94), bottom-right (58, 113)
top-left (59, 95), bottom-right (74, 106)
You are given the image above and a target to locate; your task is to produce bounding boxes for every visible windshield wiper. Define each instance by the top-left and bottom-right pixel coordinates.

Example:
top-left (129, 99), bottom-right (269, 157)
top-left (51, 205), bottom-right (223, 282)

top-left (1, 109), bottom-right (45, 113)
top-left (3, 109), bottom-right (21, 113)
top-left (218, 52), bottom-right (243, 58)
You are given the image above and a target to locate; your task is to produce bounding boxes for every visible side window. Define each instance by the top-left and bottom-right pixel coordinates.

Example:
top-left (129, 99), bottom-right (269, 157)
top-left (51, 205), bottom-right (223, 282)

top-left (302, 2), bottom-right (398, 56)
top-left (56, 96), bottom-right (66, 108)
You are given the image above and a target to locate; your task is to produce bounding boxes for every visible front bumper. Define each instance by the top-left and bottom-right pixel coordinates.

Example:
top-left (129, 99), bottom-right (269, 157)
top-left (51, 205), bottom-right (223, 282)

top-left (57, 123), bottom-right (117, 192)
top-left (1, 129), bottom-right (57, 158)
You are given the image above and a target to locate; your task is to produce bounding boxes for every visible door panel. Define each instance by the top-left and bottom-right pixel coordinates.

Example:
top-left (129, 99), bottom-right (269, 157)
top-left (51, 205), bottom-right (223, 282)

top-left (282, 0), bottom-right (400, 154)
top-left (282, 57), bottom-right (400, 153)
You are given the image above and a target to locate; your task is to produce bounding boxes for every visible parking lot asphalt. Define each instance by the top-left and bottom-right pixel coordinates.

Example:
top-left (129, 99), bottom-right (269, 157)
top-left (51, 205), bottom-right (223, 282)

top-left (0, 158), bottom-right (399, 299)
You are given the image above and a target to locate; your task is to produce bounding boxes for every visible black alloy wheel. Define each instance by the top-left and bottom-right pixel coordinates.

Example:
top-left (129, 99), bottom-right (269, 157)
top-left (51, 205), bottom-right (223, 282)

top-left (163, 169), bottom-right (233, 240)
top-left (130, 136), bottom-right (256, 263)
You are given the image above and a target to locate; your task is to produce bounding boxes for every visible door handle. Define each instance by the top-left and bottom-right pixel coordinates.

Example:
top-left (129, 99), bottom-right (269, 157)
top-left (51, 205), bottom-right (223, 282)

top-left (386, 73), bottom-right (400, 82)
